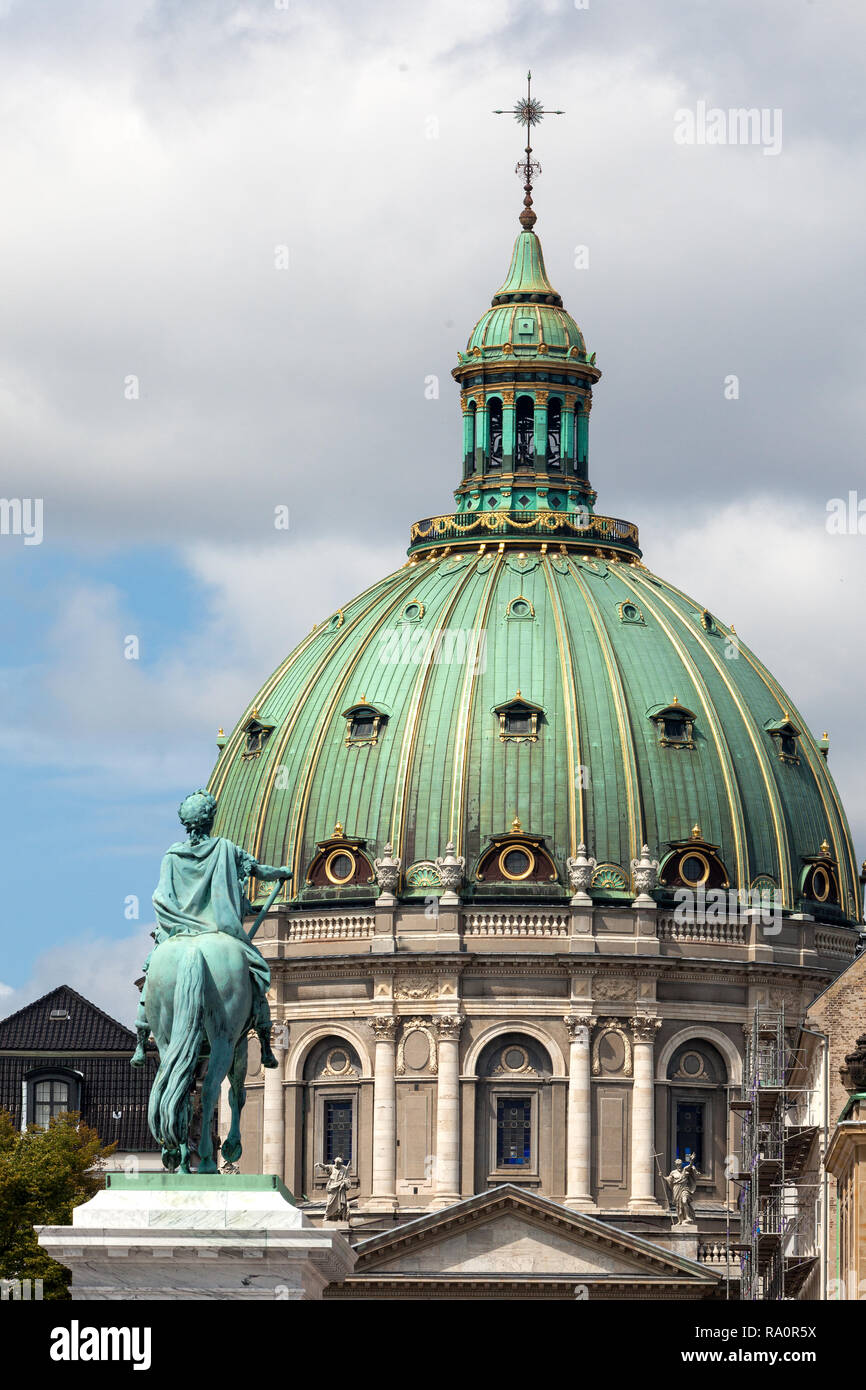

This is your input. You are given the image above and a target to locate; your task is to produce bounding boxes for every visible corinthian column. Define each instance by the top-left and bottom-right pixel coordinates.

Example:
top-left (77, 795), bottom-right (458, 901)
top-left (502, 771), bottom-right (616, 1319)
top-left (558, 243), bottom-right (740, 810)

top-left (564, 1014), bottom-right (594, 1209)
top-left (368, 1015), bottom-right (399, 1211)
top-left (628, 1016), bottom-right (663, 1212)
top-left (262, 1022), bottom-right (288, 1179)
top-left (433, 1015), bottom-right (464, 1207)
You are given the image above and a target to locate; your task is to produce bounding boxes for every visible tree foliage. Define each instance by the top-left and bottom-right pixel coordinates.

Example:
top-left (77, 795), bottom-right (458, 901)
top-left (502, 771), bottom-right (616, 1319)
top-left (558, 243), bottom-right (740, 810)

top-left (0, 1109), bottom-right (116, 1299)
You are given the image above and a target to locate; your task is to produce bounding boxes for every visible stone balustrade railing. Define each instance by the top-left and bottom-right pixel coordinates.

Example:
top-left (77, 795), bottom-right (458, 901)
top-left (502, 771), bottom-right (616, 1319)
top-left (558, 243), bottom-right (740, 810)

top-left (814, 928), bottom-right (857, 960)
top-left (657, 917), bottom-right (746, 946)
top-left (464, 910), bottom-right (570, 937)
top-left (284, 914), bottom-right (375, 942)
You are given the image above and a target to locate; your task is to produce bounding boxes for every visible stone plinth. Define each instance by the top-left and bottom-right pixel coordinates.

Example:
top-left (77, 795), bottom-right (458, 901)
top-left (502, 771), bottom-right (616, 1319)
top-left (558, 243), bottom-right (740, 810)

top-left (36, 1173), bottom-right (356, 1301)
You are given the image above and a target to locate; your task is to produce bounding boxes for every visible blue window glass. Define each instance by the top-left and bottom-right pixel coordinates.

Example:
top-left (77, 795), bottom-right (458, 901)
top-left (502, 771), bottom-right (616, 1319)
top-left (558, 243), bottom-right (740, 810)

top-left (675, 1101), bottom-right (703, 1166)
top-left (497, 1097), bottom-right (532, 1166)
top-left (324, 1100), bottom-right (353, 1164)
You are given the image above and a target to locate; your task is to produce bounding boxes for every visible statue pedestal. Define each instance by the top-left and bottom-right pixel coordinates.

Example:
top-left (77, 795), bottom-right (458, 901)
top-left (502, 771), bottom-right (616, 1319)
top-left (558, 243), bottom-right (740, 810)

top-left (36, 1173), bottom-right (356, 1301)
top-left (647, 1222), bottom-right (699, 1263)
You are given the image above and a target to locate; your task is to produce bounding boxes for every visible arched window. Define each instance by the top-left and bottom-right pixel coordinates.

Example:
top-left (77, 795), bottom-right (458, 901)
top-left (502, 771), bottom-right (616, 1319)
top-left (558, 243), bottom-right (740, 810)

top-left (476, 1034), bottom-right (553, 1189)
top-left (546, 398), bottom-right (562, 468)
top-left (302, 1037), bottom-right (363, 1201)
top-left (488, 398), bottom-right (503, 468)
top-left (665, 1040), bottom-right (729, 1200)
top-left (515, 396), bottom-right (534, 470)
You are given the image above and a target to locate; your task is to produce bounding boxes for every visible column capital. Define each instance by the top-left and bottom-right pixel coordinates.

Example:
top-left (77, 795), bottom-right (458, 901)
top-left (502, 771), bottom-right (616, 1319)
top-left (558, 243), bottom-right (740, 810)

top-left (564, 1013), bottom-right (593, 1042)
top-left (369, 1015), bottom-right (400, 1042)
top-left (630, 1016), bottom-right (662, 1043)
top-left (436, 1014), bottom-right (465, 1042)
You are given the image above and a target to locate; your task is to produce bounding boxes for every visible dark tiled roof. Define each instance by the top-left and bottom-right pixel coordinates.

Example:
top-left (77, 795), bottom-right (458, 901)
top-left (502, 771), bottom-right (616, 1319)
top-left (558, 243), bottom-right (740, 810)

top-left (0, 984), bottom-right (159, 1151)
top-left (0, 1053), bottom-right (159, 1152)
top-left (0, 984), bottom-right (137, 1052)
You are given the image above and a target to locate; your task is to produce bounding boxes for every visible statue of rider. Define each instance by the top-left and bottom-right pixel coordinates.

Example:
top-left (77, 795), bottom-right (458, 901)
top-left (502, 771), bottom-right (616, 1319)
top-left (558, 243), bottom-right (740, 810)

top-left (131, 789), bottom-right (289, 1071)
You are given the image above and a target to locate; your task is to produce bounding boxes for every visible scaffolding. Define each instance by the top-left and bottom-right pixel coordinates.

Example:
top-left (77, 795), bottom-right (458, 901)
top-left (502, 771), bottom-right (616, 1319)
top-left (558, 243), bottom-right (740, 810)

top-left (730, 1006), bottom-right (818, 1300)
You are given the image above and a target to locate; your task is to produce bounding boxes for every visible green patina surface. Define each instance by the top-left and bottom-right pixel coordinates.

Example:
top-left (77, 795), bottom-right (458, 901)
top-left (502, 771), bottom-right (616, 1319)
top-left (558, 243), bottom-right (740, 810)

top-left (205, 221), bottom-right (861, 928)
top-left (206, 548), bottom-right (860, 923)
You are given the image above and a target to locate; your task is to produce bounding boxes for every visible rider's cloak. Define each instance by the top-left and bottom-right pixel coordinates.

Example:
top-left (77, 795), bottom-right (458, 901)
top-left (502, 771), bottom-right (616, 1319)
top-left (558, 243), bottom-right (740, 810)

top-left (151, 836), bottom-right (270, 998)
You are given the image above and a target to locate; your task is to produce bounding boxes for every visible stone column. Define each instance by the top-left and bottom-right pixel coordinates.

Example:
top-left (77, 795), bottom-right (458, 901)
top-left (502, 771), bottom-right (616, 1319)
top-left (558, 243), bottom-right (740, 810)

top-left (262, 1022), bottom-right (288, 1179)
top-left (433, 1015), bottom-right (464, 1206)
top-left (564, 1014), bottom-right (594, 1209)
top-left (629, 1016), bottom-right (662, 1212)
top-left (368, 1015), bottom-right (399, 1211)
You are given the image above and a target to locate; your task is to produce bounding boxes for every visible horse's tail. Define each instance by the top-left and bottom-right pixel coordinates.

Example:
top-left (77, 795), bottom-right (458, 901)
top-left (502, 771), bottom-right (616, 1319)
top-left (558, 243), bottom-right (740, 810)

top-left (147, 946), bottom-right (206, 1156)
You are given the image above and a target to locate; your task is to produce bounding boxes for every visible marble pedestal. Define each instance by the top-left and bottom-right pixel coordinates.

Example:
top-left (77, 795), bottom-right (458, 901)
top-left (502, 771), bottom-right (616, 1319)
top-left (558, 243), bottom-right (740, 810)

top-left (37, 1174), bottom-right (356, 1301)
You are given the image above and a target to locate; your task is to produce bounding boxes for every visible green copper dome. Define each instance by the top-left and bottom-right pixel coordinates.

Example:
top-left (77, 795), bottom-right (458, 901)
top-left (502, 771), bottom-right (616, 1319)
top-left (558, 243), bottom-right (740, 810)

top-left (208, 547), bottom-right (859, 925)
top-left (206, 215), bottom-right (861, 930)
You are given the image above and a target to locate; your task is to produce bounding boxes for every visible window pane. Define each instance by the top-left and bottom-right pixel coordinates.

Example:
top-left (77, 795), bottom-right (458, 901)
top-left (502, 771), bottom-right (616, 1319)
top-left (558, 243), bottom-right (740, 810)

top-left (351, 717), bottom-right (375, 740)
top-left (324, 1100), bottom-right (353, 1164)
top-left (33, 1078), bottom-right (70, 1128)
top-left (676, 1100), bottom-right (704, 1166)
top-left (496, 1096), bottom-right (532, 1166)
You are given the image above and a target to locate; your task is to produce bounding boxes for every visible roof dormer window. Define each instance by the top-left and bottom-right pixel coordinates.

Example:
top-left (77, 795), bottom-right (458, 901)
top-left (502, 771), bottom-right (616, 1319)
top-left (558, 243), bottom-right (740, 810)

top-left (648, 700), bottom-right (696, 750)
top-left (764, 717), bottom-right (801, 765)
top-left (241, 711), bottom-right (274, 760)
top-left (494, 691), bottom-right (544, 744)
top-left (342, 701), bottom-right (387, 746)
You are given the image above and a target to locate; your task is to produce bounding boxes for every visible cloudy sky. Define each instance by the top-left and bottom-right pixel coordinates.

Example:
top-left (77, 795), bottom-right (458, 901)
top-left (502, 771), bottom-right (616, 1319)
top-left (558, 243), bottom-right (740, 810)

top-left (0, 0), bottom-right (864, 1024)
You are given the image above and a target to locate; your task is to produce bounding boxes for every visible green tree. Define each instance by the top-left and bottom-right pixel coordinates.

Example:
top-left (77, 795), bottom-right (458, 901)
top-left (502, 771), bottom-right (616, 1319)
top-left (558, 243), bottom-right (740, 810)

top-left (0, 1109), bottom-right (116, 1299)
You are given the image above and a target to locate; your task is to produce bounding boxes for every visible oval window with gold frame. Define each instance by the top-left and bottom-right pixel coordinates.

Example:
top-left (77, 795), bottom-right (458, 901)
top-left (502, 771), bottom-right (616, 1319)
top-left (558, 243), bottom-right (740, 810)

top-left (498, 846), bottom-right (535, 881)
top-left (325, 850), bottom-right (356, 885)
top-left (811, 865), bottom-right (830, 902)
top-left (679, 852), bottom-right (710, 887)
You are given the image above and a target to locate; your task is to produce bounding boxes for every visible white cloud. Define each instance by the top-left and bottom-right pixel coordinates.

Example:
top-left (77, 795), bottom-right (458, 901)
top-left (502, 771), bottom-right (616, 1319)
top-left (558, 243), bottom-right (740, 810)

top-left (0, 923), bottom-right (154, 1029)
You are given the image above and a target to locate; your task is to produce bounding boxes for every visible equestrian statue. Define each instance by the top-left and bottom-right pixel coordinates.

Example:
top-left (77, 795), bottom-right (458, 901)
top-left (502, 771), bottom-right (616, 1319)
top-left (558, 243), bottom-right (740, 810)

top-left (131, 789), bottom-right (290, 1173)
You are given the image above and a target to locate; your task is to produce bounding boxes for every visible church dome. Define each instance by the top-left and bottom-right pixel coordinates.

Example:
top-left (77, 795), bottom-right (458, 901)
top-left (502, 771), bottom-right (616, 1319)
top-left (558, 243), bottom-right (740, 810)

top-left (207, 193), bottom-right (860, 930)
top-left (208, 536), bottom-right (859, 924)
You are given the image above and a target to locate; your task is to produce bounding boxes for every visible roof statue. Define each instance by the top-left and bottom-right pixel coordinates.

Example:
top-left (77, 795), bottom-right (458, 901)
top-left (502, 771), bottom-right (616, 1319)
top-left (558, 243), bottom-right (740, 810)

top-left (132, 789), bottom-right (290, 1173)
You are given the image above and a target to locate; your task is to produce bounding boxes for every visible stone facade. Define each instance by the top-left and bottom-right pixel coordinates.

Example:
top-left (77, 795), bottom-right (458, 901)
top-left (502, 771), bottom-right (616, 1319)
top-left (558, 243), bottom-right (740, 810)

top-left (225, 898), bottom-right (850, 1255)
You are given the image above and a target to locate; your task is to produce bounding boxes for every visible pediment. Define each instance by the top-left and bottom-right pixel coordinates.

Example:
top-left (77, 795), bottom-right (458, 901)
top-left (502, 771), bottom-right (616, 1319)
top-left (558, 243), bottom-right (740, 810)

top-left (352, 1186), bottom-right (716, 1286)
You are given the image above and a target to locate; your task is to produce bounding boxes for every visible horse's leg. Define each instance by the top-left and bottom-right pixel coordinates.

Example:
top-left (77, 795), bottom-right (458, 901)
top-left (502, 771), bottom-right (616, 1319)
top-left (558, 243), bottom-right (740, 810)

top-left (221, 1036), bottom-right (248, 1167)
top-left (197, 1036), bottom-right (233, 1174)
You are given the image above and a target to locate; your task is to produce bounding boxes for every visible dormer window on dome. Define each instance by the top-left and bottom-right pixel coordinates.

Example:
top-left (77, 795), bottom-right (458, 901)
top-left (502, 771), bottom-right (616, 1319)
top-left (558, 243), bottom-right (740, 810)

top-left (659, 826), bottom-right (729, 891)
top-left (494, 692), bottom-right (544, 743)
top-left (241, 710), bottom-right (274, 760)
top-left (800, 842), bottom-right (840, 908)
top-left (506, 595), bottom-right (534, 621)
top-left (305, 824), bottom-right (375, 891)
top-left (618, 600), bottom-right (644, 625)
top-left (764, 717), bottom-right (801, 765)
top-left (475, 818), bottom-right (558, 884)
top-left (648, 700), bottom-right (696, 750)
top-left (343, 701), bottom-right (387, 746)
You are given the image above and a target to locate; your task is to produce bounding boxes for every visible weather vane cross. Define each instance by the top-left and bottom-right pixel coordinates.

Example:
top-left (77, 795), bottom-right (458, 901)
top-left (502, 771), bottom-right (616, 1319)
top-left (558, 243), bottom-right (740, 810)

top-left (493, 70), bottom-right (565, 229)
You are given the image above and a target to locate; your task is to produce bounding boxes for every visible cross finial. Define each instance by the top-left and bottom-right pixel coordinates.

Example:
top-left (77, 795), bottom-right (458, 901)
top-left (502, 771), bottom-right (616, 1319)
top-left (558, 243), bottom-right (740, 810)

top-left (493, 71), bottom-right (565, 230)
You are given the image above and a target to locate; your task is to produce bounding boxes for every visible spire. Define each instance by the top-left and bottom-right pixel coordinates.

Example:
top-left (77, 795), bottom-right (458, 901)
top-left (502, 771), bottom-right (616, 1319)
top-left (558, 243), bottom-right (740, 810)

top-left (493, 71), bottom-right (564, 231)
top-left (491, 229), bottom-right (563, 307)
